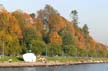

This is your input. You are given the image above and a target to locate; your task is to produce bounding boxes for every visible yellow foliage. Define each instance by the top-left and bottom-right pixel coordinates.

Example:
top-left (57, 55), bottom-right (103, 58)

top-left (49, 32), bottom-right (62, 45)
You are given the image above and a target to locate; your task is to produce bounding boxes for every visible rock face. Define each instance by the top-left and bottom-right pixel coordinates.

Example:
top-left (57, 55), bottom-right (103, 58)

top-left (23, 53), bottom-right (36, 62)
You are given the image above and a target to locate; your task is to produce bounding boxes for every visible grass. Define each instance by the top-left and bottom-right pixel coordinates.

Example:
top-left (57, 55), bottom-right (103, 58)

top-left (46, 56), bottom-right (108, 62)
top-left (46, 56), bottom-right (85, 62)
top-left (0, 55), bottom-right (108, 63)
top-left (0, 56), bottom-right (23, 62)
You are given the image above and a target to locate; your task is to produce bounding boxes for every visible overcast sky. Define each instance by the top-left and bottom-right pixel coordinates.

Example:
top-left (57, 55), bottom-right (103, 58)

top-left (0, 0), bottom-right (108, 45)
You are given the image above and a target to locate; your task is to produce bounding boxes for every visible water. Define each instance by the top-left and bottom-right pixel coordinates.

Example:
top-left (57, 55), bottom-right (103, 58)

top-left (0, 63), bottom-right (108, 71)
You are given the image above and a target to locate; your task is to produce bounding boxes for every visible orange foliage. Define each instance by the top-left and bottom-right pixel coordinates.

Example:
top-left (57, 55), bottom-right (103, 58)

top-left (49, 32), bottom-right (62, 45)
top-left (48, 15), bottom-right (66, 32)
top-left (88, 37), bottom-right (96, 49)
top-left (0, 11), bottom-right (22, 39)
top-left (65, 21), bottom-right (86, 49)
top-left (34, 18), bottom-right (43, 32)
top-left (23, 13), bottom-right (34, 25)
top-left (97, 43), bottom-right (107, 50)
top-left (77, 33), bottom-right (86, 49)
top-left (0, 7), bottom-right (107, 52)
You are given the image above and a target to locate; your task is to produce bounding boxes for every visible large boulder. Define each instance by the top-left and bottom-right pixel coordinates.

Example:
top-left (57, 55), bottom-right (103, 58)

top-left (23, 53), bottom-right (36, 62)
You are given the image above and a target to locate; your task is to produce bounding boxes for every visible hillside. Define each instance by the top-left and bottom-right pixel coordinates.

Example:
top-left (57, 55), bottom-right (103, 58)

top-left (0, 4), bottom-right (107, 57)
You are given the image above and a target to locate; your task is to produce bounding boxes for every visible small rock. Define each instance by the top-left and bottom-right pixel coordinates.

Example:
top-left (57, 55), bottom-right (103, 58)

top-left (8, 59), bottom-right (12, 63)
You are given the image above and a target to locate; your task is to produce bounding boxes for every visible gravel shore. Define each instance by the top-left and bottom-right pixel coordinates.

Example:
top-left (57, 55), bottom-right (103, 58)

top-left (0, 61), bottom-right (107, 68)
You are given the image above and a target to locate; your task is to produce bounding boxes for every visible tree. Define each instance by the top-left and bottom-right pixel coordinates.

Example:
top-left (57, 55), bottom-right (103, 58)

top-left (23, 27), bottom-right (37, 50)
top-left (48, 42), bottom-right (62, 56)
top-left (63, 45), bottom-right (77, 56)
top-left (0, 12), bottom-right (22, 56)
top-left (88, 48), bottom-right (95, 57)
top-left (82, 24), bottom-right (89, 35)
top-left (59, 29), bottom-right (74, 45)
top-left (12, 10), bottom-right (26, 30)
top-left (78, 48), bottom-right (86, 57)
top-left (71, 10), bottom-right (78, 25)
top-left (31, 40), bottom-right (46, 55)
top-left (59, 27), bottom-right (76, 56)
top-left (37, 4), bottom-right (60, 32)
top-left (30, 13), bottom-right (35, 19)
top-left (49, 32), bottom-right (62, 45)
top-left (82, 24), bottom-right (90, 57)
top-left (44, 4), bottom-right (59, 15)
top-left (37, 4), bottom-right (61, 43)
top-left (37, 4), bottom-right (59, 20)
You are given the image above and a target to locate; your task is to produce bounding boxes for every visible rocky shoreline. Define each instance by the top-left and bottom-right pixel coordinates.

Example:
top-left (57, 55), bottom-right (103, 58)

top-left (0, 60), bottom-right (107, 68)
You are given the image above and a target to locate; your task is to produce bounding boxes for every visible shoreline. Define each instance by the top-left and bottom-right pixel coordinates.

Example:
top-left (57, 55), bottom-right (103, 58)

top-left (0, 61), bottom-right (108, 68)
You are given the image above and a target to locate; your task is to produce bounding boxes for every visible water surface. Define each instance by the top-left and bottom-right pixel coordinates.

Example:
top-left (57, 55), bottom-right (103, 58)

top-left (0, 63), bottom-right (108, 71)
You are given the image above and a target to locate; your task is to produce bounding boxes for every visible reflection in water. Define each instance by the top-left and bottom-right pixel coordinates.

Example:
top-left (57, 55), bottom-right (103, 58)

top-left (22, 67), bottom-right (36, 71)
top-left (0, 63), bottom-right (108, 71)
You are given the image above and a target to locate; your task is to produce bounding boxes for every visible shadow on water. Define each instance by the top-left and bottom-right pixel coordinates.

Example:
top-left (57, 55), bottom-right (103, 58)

top-left (0, 63), bottom-right (108, 71)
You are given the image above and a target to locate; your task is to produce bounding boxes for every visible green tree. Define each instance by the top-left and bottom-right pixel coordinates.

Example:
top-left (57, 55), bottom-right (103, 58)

top-left (37, 4), bottom-right (60, 32)
top-left (71, 10), bottom-right (78, 25)
top-left (31, 40), bottom-right (46, 55)
top-left (48, 43), bottom-right (62, 56)
top-left (23, 27), bottom-right (37, 51)
top-left (59, 29), bottom-right (74, 45)
top-left (78, 48), bottom-right (86, 57)
top-left (59, 27), bottom-right (76, 56)
top-left (37, 5), bottom-right (61, 44)
top-left (82, 24), bottom-right (90, 57)
top-left (63, 45), bottom-right (77, 56)
top-left (82, 24), bottom-right (89, 35)
top-left (88, 48), bottom-right (96, 57)
top-left (30, 13), bottom-right (35, 19)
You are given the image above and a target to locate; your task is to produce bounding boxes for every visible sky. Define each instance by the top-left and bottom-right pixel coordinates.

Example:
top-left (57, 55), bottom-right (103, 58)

top-left (0, 0), bottom-right (108, 45)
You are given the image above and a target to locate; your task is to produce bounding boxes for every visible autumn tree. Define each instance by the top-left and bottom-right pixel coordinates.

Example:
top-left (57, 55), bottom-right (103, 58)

top-left (37, 4), bottom-right (60, 32)
top-left (37, 4), bottom-right (61, 45)
top-left (44, 5), bottom-right (60, 32)
top-left (12, 10), bottom-right (37, 53)
top-left (49, 32), bottom-right (62, 45)
top-left (0, 5), bottom-right (106, 57)
top-left (0, 11), bottom-right (22, 55)
top-left (12, 10), bottom-right (26, 31)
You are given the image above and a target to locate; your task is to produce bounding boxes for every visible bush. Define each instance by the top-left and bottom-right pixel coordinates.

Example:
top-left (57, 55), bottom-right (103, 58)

top-left (31, 40), bottom-right (46, 55)
top-left (48, 43), bottom-right (62, 56)
top-left (78, 48), bottom-right (86, 57)
top-left (63, 45), bottom-right (77, 56)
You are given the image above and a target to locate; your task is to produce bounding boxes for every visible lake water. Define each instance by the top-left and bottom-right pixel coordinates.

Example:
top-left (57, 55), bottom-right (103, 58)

top-left (0, 63), bottom-right (108, 71)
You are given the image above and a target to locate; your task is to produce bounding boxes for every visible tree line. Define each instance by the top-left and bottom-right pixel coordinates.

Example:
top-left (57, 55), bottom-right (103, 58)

top-left (0, 4), bottom-right (107, 58)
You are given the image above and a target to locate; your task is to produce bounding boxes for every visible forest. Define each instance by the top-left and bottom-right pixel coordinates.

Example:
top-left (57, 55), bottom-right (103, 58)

top-left (0, 4), bottom-right (107, 57)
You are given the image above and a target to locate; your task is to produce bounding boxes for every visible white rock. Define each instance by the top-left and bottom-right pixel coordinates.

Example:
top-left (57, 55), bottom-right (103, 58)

top-left (23, 53), bottom-right (36, 62)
